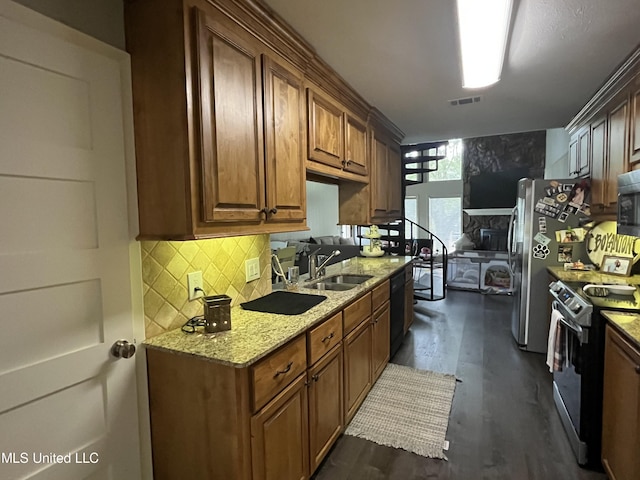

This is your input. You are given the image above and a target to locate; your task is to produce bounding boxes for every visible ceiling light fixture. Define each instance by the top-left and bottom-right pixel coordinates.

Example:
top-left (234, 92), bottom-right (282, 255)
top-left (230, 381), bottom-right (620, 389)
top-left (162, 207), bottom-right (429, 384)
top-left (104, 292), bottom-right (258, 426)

top-left (456, 0), bottom-right (513, 89)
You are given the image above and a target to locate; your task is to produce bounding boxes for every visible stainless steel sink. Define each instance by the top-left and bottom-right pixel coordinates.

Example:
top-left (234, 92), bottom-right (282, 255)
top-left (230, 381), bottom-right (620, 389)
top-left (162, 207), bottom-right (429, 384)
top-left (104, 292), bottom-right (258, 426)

top-left (305, 282), bottom-right (357, 291)
top-left (321, 274), bottom-right (373, 284)
top-left (304, 274), bottom-right (373, 291)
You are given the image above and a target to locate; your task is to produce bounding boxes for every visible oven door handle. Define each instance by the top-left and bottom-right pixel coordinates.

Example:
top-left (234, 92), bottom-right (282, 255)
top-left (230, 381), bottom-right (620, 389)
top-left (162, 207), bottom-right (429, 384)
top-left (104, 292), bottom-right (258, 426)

top-left (552, 301), bottom-right (588, 344)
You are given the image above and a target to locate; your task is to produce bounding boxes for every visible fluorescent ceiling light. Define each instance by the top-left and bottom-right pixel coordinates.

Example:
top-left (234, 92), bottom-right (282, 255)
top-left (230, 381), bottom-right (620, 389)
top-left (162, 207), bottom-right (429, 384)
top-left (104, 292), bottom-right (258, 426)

top-left (456, 0), bottom-right (513, 89)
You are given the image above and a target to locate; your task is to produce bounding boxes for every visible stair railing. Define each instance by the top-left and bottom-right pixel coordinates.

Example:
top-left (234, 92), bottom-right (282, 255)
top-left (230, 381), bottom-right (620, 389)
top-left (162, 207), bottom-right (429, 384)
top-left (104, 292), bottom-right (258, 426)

top-left (404, 218), bottom-right (448, 301)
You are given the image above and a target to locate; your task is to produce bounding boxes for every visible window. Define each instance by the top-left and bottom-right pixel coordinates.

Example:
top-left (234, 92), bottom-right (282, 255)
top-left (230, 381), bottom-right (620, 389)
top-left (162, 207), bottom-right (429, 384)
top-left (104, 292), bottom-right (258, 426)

top-left (405, 197), bottom-right (417, 237)
top-left (428, 197), bottom-right (462, 251)
top-left (429, 139), bottom-right (462, 182)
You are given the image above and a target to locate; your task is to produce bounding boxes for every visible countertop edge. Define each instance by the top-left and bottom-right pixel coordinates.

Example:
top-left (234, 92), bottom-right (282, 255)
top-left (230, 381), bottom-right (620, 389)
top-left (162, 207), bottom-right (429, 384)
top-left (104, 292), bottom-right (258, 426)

top-left (143, 256), bottom-right (412, 368)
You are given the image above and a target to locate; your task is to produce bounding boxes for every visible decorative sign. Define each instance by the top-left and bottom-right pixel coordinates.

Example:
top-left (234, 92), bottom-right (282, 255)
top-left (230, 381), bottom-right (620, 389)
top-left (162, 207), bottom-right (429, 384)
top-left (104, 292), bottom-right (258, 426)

top-left (585, 221), bottom-right (640, 267)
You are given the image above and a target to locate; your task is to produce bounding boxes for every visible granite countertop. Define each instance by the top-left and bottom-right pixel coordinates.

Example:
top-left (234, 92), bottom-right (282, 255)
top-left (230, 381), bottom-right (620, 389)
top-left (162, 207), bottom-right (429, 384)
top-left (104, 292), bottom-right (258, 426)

top-left (601, 311), bottom-right (640, 350)
top-left (144, 256), bottom-right (413, 368)
top-left (548, 266), bottom-right (640, 285)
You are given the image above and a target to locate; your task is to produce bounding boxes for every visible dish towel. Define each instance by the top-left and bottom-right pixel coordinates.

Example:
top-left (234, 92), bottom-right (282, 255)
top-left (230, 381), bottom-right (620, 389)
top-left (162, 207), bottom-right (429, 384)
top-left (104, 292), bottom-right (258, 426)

top-left (546, 309), bottom-right (565, 373)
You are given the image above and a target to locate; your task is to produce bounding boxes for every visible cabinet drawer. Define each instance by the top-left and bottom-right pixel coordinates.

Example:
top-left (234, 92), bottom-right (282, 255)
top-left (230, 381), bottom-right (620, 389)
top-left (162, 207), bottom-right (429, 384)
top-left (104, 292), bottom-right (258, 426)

top-left (371, 280), bottom-right (390, 312)
top-left (251, 335), bottom-right (307, 412)
top-left (343, 292), bottom-right (372, 334)
top-left (308, 312), bottom-right (343, 366)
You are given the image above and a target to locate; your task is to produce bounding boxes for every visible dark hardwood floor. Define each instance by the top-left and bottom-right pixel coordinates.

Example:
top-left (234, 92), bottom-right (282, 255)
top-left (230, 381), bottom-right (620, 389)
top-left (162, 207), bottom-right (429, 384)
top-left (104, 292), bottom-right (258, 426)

top-left (313, 289), bottom-right (607, 480)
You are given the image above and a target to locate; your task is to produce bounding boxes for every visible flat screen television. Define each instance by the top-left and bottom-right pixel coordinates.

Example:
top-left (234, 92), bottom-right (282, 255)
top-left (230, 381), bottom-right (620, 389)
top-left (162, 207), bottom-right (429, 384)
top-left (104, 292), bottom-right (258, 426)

top-left (469, 168), bottom-right (529, 209)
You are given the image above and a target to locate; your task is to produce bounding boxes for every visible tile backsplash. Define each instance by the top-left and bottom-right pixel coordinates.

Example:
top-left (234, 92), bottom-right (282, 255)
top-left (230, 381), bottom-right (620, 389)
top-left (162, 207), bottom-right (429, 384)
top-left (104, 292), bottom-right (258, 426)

top-left (141, 235), bottom-right (272, 338)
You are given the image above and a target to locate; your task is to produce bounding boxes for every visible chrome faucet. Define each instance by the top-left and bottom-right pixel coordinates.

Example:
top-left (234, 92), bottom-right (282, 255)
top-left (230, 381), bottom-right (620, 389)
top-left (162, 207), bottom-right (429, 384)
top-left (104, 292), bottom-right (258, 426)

top-left (309, 249), bottom-right (341, 279)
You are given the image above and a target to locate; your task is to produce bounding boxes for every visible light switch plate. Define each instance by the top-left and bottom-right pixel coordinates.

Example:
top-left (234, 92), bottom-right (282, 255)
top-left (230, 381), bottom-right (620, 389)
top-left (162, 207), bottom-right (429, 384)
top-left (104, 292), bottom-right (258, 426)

top-left (187, 271), bottom-right (204, 301)
top-left (245, 257), bottom-right (260, 282)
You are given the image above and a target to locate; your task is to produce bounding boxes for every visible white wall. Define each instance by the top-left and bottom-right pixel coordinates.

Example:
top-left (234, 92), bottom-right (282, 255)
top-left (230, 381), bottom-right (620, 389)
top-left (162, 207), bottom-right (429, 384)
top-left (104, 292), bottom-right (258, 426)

top-left (271, 181), bottom-right (341, 241)
top-left (544, 127), bottom-right (571, 179)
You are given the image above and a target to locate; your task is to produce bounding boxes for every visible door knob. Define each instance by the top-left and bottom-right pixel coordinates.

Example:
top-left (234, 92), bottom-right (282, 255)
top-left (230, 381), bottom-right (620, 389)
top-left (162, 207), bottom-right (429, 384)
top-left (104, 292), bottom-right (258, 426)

top-left (111, 340), bottom-right (136, 359)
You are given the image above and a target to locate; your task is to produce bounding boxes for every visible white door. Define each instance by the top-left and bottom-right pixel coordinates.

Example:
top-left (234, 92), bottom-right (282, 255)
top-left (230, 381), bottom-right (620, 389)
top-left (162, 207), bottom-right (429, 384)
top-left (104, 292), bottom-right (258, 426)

top-left (0, 2), bottom-right (142, 479)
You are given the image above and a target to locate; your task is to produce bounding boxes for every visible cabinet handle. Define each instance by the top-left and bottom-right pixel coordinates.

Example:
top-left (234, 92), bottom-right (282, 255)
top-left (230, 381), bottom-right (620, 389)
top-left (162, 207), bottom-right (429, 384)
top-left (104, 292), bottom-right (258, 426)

top-left (636, 365), bottom-right (640, 374)
top-left (274, 361), bottom-right (293, 378)
top-left (269, 207), bottom-right (278, 215)
top-left (321, 332), bottom-right (334, 343)
top-left (312, 374), bottom-right (319, 382)
top-left (260, 208), bottom-right (268, 216)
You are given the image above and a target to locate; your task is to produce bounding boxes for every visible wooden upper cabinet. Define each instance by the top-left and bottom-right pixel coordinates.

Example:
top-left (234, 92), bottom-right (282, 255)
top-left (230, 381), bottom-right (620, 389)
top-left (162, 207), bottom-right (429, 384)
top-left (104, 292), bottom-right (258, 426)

top-left (345, 113), bottom-right (368, 175)
top-left (370, 134), bottom-right (389, 220)
top-left (125, 1), bottom-right (308, 239)
top-left (630, 84), bottom-right (640, 165)
top-left (196, 9), bottom-right (266, 224)
top-left (263, 54), bottom-right (306, 222)
top-left (568, 139), bottom-right (579, 177)
top-left (370, 129), bottom-right (402, 221)
top-left (568, 129), bottom-right (590, 178)
top-left (590, 117), bottom-right (607, 206)
top-left (307, 86), bottom-right (370, 179)
top-left (307, 88), bottom-right (344, 169)
top-left (387, 142), bottom-right (403, 217)
top-left (607, 98), bottom-right (629, 205)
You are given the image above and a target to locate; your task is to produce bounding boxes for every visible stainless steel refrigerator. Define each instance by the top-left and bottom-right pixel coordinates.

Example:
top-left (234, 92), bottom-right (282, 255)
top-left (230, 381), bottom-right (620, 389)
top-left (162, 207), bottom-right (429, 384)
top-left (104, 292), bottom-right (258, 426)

top-left (508, 178), bottom-right (590, 353)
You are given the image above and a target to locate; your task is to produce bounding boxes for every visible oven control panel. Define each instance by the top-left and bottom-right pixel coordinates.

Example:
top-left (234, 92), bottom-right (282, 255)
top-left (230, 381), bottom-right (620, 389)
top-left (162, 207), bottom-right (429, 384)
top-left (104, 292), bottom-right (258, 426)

top-left (549, 280), bottom-right (593, 326)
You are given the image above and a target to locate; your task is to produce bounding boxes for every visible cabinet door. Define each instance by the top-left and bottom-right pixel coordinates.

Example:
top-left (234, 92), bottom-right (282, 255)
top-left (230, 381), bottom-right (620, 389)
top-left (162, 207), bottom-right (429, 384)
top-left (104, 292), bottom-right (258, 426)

top-left (371, 302), bottom-right (390, 382)
top-left (387, 142), bottom-right (403, 218)
top-left (602, 326), bottom-right (640, 480)
top-left (370, 134), bottom-right (389, 219)
top-left (631, 86), bottom-right (640, 165)
top-left (345, 113), bottom-right (368, 176)
top-left (195, 9), bottom-right (266, 223)
top-left (607, 99), bottom-right (629, 206)
top-left (307, 89), bottom-right (344, 169)
top-left (251, 374), bottom-right (309, 480)
top-left (263, 54), bottom-right (306, 222)
top-left (308, 345), bottom-right (343, 472)
top-left (578, 128), bottom-right (590, 176)
top-left (590, 117), bottom-right (607, 206)
top-left (344, 318), bottom-right (372, 424)
top-left (569, 139), bottom-right (579, 177)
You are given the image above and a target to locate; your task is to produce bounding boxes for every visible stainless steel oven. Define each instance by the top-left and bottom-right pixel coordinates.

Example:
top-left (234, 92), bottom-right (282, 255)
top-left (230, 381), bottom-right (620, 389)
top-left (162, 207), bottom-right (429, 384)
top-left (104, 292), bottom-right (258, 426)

top-left (549, 280), bottom-right (595, 466)
top-left (617, 170), bottom-right (640, 236)
top-left (548, 279), bottom-right (640, 469)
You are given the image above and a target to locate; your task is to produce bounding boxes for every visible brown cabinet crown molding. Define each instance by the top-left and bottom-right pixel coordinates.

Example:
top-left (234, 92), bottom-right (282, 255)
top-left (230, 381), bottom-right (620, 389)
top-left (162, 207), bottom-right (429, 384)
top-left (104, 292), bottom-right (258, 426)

top-left (567, 44), bottom-right (640, 134)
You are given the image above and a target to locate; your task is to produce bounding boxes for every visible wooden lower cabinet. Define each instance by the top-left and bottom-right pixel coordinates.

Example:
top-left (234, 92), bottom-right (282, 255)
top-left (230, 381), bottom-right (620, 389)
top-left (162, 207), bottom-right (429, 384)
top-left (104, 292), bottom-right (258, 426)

top-left (251, 374), bottom-right (310, 480)
top-left (344, 316), bottom-right (373, 424)
top-left (308, 344), bottom-right (343, 472)
top-left (602, 325), bottom-right (640, 480)
top-left (146, 273), bottom-right (401, 479)
top-left (371, 301), bottom-right (390, 382)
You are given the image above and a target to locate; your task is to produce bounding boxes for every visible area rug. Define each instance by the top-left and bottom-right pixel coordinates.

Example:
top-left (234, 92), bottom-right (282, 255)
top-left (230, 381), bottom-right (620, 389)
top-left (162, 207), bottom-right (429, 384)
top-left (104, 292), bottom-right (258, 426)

top-left (345, 363), bottom-right (456, 459)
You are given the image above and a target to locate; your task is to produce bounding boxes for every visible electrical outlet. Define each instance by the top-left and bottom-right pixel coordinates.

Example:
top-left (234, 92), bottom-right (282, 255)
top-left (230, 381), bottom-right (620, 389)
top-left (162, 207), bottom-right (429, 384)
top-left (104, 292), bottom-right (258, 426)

top-left (187, 271), bottom-right (204, 301)
top-left (245, 257), bottom-right (260, 282)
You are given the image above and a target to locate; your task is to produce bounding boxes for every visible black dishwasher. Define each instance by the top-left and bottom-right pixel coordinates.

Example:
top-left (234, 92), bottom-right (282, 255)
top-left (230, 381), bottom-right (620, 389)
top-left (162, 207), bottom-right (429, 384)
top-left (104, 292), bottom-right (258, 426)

top-left (389, 269), bottom-right (406, 358)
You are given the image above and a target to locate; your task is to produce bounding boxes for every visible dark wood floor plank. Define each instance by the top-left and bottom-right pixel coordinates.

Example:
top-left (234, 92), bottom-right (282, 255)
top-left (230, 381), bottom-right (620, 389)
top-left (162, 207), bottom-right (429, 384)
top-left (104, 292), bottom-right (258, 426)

top-left (312, 290), bottom-right (607, 480)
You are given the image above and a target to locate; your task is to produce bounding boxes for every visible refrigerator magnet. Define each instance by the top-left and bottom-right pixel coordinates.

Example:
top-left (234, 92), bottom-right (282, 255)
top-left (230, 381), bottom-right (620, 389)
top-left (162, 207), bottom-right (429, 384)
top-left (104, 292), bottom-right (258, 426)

top-left (533, 243), bottom-right (550, 259)
top-left (538, 217), bottom-right (547, 233)
top-left (558, 212), bottom-right (569, 222)
top-left (542, 197), bottom-right (556, 206)
top-left (534, 232), bottom-right (551, 246)
top-left (563, 204), bottom-right (578, 215)
top-left (556, 193), bottom-right (568, 203)
top-left (558, 245), bottom-right (573, 263)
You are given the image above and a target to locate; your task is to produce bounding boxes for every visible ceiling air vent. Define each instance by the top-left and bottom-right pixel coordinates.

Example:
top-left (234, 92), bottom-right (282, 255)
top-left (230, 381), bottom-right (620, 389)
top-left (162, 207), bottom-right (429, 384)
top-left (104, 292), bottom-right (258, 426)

top-left (449, 96), bottom-right (482, 106)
